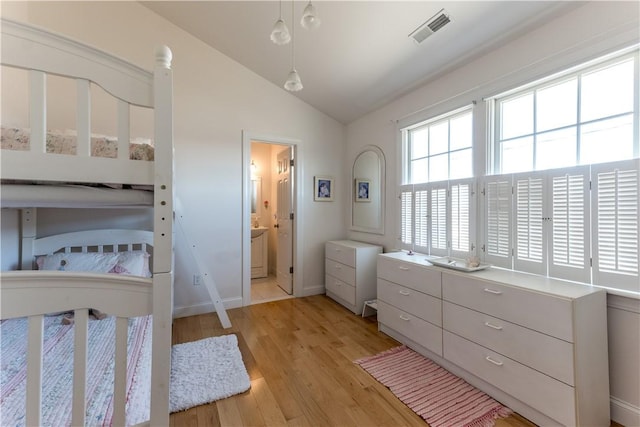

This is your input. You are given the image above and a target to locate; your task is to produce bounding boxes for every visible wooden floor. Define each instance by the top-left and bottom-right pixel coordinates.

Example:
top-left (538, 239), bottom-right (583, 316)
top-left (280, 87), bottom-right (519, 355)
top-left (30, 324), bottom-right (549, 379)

top-left (167, 295), bottom-right (544, 427)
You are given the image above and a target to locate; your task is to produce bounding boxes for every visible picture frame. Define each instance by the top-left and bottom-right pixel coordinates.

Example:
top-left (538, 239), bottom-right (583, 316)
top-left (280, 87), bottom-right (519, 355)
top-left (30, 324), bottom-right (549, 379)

top-left (314, 176), bottom-right (334, 201)
top-left (355, 179), bottom-right (371, 202)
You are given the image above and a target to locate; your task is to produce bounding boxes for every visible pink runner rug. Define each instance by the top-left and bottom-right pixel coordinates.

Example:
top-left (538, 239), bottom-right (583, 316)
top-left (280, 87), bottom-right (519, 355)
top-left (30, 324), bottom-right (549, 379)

top-left (355, 345), bottom-right (512, 427)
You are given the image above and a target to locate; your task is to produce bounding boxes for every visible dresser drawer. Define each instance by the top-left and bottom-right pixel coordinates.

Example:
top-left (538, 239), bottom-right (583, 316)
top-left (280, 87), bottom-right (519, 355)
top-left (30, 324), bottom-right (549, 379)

top-left (443, 301), bottom-right (574, 386)
top-left (442, 273), bottom-right (573, 342)
top-left (377, 256), bottom-right (441, 298)
top-left (444, 331), bottom-right (575, 426)
top-left (378, 278), bottom-right (441, 326)
top-left (325, 258), bottom-right (355, 286)
top-left (378, 300), bottom-right (442, 356)
top-left (326, 241), bottom-right (356, 266)
top-left (325, 274), bottom-right (356, 305)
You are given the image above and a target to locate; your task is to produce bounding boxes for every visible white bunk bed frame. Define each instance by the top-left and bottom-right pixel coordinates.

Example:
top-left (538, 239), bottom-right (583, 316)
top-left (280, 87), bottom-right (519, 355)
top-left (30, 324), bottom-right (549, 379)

top-left (1, 19), bottom-right (174, 426)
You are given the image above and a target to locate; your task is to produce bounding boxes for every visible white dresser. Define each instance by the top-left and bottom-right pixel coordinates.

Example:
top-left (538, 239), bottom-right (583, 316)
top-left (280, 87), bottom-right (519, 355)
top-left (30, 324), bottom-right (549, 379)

top-left (325, 240), bottom-right (382, 314)
top-left (377, 252), bottom-right (610, 427)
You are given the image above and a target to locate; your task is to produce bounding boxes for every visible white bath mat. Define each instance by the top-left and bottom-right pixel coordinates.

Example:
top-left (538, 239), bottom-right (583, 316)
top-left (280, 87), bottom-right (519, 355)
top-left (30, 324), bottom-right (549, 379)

top-left (169, 334), bottom-right (251, 412)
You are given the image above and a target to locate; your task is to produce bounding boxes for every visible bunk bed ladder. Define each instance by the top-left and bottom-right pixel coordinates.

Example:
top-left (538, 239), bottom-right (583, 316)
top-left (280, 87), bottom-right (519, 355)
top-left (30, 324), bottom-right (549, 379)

top-left (175, 198), bottom-right (231, 328)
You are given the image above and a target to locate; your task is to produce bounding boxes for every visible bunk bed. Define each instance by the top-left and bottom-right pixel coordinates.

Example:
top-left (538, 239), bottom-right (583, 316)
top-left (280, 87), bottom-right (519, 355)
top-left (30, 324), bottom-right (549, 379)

top-left (0, 18), bottom-right (174, 426)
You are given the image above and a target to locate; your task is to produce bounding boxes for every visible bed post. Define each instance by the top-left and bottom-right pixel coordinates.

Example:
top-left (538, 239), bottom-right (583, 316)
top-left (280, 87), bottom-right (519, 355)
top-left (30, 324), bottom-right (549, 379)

top-left (20, 208), bottom-right (36, 270)
top-left (150, 45), bottom-right (174, 427)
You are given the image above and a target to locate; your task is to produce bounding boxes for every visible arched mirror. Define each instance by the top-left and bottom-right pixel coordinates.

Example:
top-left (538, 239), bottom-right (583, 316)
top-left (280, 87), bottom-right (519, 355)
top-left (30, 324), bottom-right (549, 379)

top-left (351, 145), bottom-right (385, 234)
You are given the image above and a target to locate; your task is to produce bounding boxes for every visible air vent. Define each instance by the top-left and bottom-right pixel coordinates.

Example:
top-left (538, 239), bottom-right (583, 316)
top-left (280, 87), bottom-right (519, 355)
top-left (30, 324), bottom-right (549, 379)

top-left (409, 9), bottom-right (451, 44)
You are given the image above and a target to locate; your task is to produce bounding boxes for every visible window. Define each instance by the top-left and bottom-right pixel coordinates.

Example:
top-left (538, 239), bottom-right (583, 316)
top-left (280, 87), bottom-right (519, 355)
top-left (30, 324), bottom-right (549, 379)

top-left (403, 107), bottom-right (473, 185)
top-left (400, 106), bottom-right (475, 255)
top-left (397, 47), bottom-right (639, 294)
top-left (479, 47), bottom-right (640, 293)
top-left (493, 52), bottom-right (637, 174)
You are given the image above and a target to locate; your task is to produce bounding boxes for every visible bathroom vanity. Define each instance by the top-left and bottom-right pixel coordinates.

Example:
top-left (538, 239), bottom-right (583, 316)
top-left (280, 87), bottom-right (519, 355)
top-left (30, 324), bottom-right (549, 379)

top-left (251, 227), bottom-right (268, 279)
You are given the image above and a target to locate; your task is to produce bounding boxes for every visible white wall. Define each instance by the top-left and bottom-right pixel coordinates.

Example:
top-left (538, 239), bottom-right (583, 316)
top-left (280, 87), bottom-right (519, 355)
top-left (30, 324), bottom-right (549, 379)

top-left (345, 2), bottom-right (640, 425)
top-left (1, 1), bottom-right (347, 314)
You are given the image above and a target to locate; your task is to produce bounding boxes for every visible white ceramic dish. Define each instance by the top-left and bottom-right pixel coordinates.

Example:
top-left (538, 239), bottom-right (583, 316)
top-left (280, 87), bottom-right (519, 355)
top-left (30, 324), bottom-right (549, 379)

top-left (429, 257), bottom-right (491, 272)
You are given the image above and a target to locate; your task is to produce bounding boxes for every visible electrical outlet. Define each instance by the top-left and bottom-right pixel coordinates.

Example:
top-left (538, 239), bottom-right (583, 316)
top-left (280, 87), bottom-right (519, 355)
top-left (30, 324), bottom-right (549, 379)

top-left (193, 274), bottom-right (202, 286)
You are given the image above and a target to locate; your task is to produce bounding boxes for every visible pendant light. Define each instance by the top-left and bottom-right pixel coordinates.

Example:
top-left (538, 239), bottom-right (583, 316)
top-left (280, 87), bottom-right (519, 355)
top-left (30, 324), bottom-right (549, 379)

top-left (284, 0), bottom-right (303, 91)
top-left (300, 1), bottom-right (321, 30)
top-left (270, 0), bottom-right (291, 45)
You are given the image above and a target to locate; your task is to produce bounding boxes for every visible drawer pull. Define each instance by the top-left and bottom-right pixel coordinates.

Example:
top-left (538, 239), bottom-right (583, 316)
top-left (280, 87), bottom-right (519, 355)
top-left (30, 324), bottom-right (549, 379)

top-left (334, 281), bottom-right (342, 287)
top-left (335, 264), bottom-right (342, 269)
top-left (483, 288), bottom-right (502, 295)
top-left (484, 321), bottom-right (503, 330)
top-left (485, 356), bottom-right (503, 366)
top-left (399, 290), bottom-right (411, 296)
top-left (398, 266), bottom-right (410, 271)
top-left (399, 314), bottom-right (411, 321)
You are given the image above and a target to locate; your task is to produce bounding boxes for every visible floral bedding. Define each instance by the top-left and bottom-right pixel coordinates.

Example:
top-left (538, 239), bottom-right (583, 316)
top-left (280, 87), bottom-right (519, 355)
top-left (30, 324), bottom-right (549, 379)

top-left (1, 127), bottom-right (154, 161)
top-left (0, 314), bottom-right (152, 426)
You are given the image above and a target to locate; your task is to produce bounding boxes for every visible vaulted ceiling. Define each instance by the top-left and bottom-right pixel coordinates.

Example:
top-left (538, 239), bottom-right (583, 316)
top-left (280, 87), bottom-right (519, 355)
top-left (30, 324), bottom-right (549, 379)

top-left (142, 1), bottom-right (582, 124)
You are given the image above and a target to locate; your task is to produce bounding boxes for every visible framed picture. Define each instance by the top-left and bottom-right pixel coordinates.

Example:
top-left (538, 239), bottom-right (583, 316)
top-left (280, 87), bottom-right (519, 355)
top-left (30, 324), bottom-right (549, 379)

top-left (314, 176), bottom-right (334, 201)
top-left (355, 179), bottom-right (371, 202)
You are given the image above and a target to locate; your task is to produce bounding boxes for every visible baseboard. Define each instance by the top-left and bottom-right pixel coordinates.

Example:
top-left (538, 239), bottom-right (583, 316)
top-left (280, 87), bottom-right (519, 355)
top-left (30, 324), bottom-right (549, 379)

top-left (173, 296), bottom-right (243, 319)
top-left (299, 285), bottom-right (325, 297)
top-left (611, 396), bottom-right (640, 427)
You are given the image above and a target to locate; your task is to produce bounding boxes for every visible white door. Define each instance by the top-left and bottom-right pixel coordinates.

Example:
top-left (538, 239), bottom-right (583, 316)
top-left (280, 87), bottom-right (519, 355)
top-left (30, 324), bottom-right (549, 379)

top-left (276, 147), bottom-right (294, 294)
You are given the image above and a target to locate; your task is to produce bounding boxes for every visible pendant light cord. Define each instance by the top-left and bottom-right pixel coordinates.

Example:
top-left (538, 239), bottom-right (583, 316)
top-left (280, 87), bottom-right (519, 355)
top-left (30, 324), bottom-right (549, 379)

top-left (291, 0), bottom-right (295, 69)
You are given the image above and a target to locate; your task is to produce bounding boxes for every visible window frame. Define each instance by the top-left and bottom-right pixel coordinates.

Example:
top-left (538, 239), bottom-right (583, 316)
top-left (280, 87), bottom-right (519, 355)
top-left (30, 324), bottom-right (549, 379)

top-left (490, 50), bottom-right (639, 175)
top-left (399, 104), bottom-right (476, 257)
top-left (396, 45), bottom-right (640, 295)
top-left (402, 105), bottom-right (474, 185)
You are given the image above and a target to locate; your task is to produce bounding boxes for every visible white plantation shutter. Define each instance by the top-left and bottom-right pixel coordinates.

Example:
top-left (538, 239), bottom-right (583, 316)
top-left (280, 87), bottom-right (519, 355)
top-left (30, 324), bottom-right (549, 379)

top-left (549, 167), bottom-right (590, 283)
top-left (484, 176), bottom-right (512, 268)
top-left (414, 186), bottom-right (429, 251)
top-left (592, 160), bottom-right (640, 292)
top-left (400, 187), bottom-right (413, 247)
top-left (514, 173), bottom-right (545, 275)
top-left (450, 179), bottom-right (475, 257)
top-left (430, 185), bottom-right (448, 256)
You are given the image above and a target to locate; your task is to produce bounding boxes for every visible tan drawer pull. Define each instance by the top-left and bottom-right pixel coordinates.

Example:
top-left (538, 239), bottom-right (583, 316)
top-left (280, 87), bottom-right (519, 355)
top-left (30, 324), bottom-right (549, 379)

top-left (484, 321), bottom-right (503, 330)
top-left (334, 264), bottom-right (342, 269)
top-left (398, 266), bottom-right (410, 271)
top-left (483, 288), bottom-right (502, 295)
top-left (399, 314), bottom-right (411, 321)
top-left (334, 281), bottom-right (342, 287)
top-left (399, 290), bottom-right (411, 296)
top-left (485, 356), bottom-right (504, 366)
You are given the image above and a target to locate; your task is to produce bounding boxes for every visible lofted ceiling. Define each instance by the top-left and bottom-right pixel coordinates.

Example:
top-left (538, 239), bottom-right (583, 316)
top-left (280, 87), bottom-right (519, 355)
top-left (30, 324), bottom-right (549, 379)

top-left (142, 1), bottom-right (582, 124)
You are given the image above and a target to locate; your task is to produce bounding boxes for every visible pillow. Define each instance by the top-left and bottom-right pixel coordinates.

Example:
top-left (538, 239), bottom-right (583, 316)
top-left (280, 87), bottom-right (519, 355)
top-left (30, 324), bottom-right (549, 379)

top-left (37, 252), bottom-right (120, 273)
top-left (110, 251), bottom-right (151, 277)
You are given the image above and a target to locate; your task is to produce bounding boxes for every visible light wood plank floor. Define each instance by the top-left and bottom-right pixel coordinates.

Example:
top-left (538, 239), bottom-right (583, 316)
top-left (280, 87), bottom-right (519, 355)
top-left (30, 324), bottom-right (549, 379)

top-left (168, 295), bottom-right (611, 427)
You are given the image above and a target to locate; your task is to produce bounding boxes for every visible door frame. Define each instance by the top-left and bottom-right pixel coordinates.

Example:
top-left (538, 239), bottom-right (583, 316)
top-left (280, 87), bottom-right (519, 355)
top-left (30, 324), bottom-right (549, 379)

top-left (241, 131), bottom-right (304, 306)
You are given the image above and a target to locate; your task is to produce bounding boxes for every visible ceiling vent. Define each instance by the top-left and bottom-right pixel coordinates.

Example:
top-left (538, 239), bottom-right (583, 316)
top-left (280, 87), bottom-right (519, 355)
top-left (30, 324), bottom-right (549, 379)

top-left (409, 9), bottom-right (451, 44)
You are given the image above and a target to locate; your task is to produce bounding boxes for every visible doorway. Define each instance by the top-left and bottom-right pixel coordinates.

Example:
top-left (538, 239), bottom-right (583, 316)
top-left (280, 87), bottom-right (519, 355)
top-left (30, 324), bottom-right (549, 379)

top-left (242, 132), bottom-right (303, 306)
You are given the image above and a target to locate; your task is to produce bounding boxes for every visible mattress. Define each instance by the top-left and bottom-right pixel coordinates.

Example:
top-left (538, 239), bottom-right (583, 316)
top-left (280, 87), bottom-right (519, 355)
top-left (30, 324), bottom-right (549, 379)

top-left (0, 184), bottom-right (154, 208)
top-left (1, 127), bottom-right (154, 161)
top-left (0, 313), bottom-right (152, 426)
